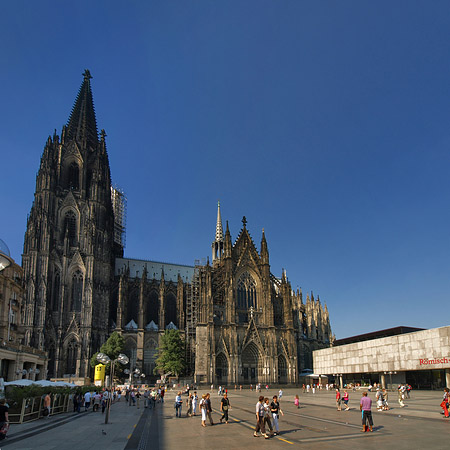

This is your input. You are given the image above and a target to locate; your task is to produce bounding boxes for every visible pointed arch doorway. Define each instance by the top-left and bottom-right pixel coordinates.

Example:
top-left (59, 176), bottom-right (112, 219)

top-left (216, 353), bottom-right (228, 385)
top-left (241, 342), bottom-right (260, 384)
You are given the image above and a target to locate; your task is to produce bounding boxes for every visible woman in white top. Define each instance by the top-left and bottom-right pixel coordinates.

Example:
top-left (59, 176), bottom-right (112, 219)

top-left (192, 392), bottom-right (198, 416)
top-left (200, 394), bottom-right (207, 427)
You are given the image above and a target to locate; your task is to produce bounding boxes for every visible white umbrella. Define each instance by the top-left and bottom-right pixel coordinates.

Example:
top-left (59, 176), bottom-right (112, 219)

top-left (4, 379), bottom-right (36, 387)
top-left (33, 380), bottom-right (54, 387)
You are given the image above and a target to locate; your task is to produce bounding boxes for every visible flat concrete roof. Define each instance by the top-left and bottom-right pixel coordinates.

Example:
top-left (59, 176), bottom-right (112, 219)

top-left (334, 326), bottom-right (425, 346)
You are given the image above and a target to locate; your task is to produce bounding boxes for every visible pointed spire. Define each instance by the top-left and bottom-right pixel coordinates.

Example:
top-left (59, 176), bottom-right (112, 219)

top-left (260, 228), bottom-right (269, 264)
top-left (224, 220), bottom-right (232, 258)
top-left (66, 69), bottom-right (98, 149)
top-left (215, 201), bottom-right (223, 242)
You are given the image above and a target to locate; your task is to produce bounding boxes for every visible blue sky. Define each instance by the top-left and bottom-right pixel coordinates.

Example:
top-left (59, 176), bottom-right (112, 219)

top-left (1, 1), bottom-right (449, 339)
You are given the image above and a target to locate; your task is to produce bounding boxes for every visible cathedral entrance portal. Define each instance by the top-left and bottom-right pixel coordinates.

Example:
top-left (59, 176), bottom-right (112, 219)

top-left (216, 353), bottom-right (228, 385)
top-left (241, 342), bottom-right (260, 384)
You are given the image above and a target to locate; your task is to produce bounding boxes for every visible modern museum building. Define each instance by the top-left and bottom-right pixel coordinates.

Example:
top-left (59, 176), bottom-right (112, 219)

top-left (313, 326), bottom-right (450, 390)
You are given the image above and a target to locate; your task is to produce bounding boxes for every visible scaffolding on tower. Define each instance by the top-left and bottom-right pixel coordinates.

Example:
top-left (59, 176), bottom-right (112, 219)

top-left (111, 185), bottom-right (127, 251)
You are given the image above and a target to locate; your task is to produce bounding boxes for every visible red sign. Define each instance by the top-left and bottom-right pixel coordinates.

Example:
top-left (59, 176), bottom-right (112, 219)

top-left (419, 357), bottom-right (449, 366)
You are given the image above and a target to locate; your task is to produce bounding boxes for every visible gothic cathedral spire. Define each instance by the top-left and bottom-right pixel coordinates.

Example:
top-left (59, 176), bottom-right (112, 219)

top-left (212, 201), bottom-right (224, 261)
top-left (66, 69), bottom-right (98, 149)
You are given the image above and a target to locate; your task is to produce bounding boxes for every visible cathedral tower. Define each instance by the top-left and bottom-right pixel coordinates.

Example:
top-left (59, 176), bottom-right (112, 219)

top-left (22, 70), bottom-right (118, 378)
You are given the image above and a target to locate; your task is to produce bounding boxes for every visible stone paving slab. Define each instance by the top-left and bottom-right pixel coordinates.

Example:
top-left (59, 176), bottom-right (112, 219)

top-left (2, 389), bottom-right (450, 449)
top-left (2, 399), bottom-right (144, 450)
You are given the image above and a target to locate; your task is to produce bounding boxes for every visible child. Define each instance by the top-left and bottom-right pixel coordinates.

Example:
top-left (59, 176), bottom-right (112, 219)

top-left (294, 395), bottom-right (299, 409)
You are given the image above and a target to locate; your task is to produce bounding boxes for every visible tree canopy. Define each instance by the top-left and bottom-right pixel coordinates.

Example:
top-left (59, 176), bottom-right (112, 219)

top-left (90, 332), bottom-right (127, 377)
top-left (154, 329), bottom-right (185, 377)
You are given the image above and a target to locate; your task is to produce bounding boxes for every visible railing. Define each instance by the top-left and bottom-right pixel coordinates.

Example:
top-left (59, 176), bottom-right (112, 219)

top-left (8, 394), bottom-right (72, 424)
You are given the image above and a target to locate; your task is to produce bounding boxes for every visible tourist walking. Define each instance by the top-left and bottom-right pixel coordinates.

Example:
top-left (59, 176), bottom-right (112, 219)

top-left (441, 388), bottom-right (449, 418)
top-left (220, 392), bottom-right (231, 423)
top-left (382, 389), bottom-right (389, 410)
top-left (278, 388), bottom-right (283, 400)
top-left (336, 388), bottom-right (341, 411)
top-left (270, 395), bottom-right (283, 436)
top-left (360, 392), bottom-right (373, 432)
top-left (254, 395), bottom-right (269, 438)
top-left (205, 393), bottom-right (214, 425)
top-left (294, 395), bottom-right (299, 409)
top-left (192, 391), bottom-right (198, 416)
top-left (376, 388), bottom-right (383, 411)
top-left (398, 385), bottom-right (405, 408)
top-left (343, 390), bottom-right (350, 410)
top-left (200, 394), bottom-right (207, 427)
top-left (263, 398), bottom-right (273, 434)
top-left (93, 392), bottom-right (101, 412)
top-left (84, 391), bottom-right (91, 411)
top-left (186, 393), bottom-right (193, 417)
top-left (175, 391), bottom-right (183, 417)
top-left (43, 393), bottom-right (51, 417)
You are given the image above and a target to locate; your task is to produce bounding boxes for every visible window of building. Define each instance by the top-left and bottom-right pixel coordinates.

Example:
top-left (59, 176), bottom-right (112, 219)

top-left (67, 163), bottom-right (79, 190)
top-left (63, 211), bottom-right (77, 246)
top-left (66, 340), bottom-right (78, 375)
top-left (71, 271), bottom-right (83, 311)
top-left (237, 272), bottom-right (257, 310)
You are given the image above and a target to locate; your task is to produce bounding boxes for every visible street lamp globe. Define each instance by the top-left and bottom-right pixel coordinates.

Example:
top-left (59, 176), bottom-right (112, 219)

top-left (0, 239), bottom-right (13, 273)
top-left (97, 353), bottom-right (110, 364)
top-left (118, 353), bottom-right (129, 365)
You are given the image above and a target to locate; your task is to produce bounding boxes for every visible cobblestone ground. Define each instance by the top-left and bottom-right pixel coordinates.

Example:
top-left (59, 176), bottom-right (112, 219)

top-left (3, 388), bottom-right (449, 449)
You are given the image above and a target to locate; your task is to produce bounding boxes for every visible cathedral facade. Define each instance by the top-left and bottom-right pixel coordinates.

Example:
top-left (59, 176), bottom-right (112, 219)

top-left (22, 71), bottom-right (332, 383)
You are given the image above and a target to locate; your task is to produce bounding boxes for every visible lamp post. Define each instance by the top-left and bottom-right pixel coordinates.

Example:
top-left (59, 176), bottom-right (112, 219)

top-left (96, 352), bottom-right (129, 424)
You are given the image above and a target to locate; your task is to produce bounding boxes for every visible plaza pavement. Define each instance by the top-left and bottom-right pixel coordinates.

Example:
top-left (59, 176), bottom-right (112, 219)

top-left (2, 388), bottom-right (449, 449)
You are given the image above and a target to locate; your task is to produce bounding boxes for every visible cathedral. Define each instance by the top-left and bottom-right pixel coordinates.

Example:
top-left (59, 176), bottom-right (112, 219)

top-left (22, 71), bottom-right (332, 384)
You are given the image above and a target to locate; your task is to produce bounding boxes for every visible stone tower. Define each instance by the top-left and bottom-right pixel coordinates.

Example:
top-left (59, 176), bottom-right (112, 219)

top-left (22, 70), bottom-right (118, 378)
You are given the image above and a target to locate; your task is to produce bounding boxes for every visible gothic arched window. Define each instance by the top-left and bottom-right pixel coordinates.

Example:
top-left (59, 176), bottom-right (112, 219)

top-left (66, 340), bottom-right (78, 375)
top-left (68, 162), bottom-right (79, 190)
top-left (165, 293), bottom-right (177, 327)
top-left (237, 272), bottom-right (257, 310)
top-left (71, 271), bottom-right (83, 311)
top-left (63, 211), bottom-right (77, 246)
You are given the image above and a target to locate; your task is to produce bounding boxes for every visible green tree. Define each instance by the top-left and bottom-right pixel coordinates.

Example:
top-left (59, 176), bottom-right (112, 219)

top-left (90, 331), bottom-right (127, 378)
top-left (154, 329), bottom-right (185, 377)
